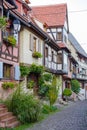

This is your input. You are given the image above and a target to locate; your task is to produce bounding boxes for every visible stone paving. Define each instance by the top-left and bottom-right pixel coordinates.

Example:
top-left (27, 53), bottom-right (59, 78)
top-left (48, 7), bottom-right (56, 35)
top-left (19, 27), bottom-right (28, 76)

top-left (26, 100), bottom-right (87, 130)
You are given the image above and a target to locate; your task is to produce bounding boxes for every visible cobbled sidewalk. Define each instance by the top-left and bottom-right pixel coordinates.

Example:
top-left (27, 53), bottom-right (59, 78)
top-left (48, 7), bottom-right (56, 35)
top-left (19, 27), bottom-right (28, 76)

top-left (26, 100), bottom-right (87, 130)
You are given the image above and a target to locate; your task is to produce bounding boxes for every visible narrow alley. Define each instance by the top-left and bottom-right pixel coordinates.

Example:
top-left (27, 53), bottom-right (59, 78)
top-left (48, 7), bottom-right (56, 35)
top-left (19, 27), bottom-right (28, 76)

top-left (27, 100), bottom-right (87, 130)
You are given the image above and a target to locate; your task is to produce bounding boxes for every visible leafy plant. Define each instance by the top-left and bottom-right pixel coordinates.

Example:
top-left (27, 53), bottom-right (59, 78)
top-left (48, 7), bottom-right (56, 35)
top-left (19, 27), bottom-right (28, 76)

top-left (71, 79), bottom-right (80, 94)
top-left (2, 82), bottom-right (15, 89)
top-left (20, 65), bottom-right (29, 77)
top-left (4, 85), bottom-right (41, 123)
top-left (63, 88), bottom-right (72, 97)
top-left (29, 63), bottom-right (44, 75)
top-left (42, 104), bottom-right (58, 114)
top-left (0, 17), bottom-right (6, 29)
top-left (48, 75), bottom-right (58, 106)
top-left (27, 80), bottom-right (35, 89)
top-left (3, 36), bottom-right (16, 46)
top-left (39, 83), bottom-right (51, 97)
top-left (43, 73), bottom-right (53, 82)
top-left (32, 51), bottom-right (42, 58)
top-left (39, 74), bottom-right (59, 106)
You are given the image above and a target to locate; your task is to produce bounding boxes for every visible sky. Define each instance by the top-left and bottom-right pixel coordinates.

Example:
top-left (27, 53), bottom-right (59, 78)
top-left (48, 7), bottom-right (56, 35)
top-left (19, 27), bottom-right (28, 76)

top-left (30, 0), bottom-right (87, 53)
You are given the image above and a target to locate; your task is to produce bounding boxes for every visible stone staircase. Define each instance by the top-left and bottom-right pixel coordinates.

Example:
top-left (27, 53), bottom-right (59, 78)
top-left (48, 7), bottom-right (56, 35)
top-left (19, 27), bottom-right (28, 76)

top-left (0, 104), bottom-right (21, 128)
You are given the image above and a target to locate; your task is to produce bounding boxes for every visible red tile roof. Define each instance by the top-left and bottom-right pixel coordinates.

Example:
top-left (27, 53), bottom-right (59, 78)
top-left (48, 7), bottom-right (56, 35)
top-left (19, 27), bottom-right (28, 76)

top-left (32, 4), bottom-right (67, 27)
top-left (57, 42), bottom-right (71, 53)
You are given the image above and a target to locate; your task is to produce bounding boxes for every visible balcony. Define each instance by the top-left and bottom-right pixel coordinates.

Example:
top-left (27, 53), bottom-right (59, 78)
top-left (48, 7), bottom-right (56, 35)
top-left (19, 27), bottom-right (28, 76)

top-left (76, 74), bottom-right (87, 80)
top-left (45, 58), bottom-right (68, 74)
top-left (78, 61), bottom-right (87, 69)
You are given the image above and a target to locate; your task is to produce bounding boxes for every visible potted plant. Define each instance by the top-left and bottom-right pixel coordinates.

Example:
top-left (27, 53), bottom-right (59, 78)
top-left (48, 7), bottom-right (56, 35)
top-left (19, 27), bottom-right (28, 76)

top-left (32, 51), bottom-right (42, 58)
top-left (2, 82), bottom-right (15, 90)
top-left (63, 88), bottom-right (72, 101)
top-left (3, 35), bottom-right (16, 46)
top-left (0, 17), bottom-right (6, 29)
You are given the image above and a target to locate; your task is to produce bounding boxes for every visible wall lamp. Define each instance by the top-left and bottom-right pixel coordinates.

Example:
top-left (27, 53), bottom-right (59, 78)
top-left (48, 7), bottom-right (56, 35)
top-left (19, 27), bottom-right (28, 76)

top-left (13, 19), bottom-right (21, 33)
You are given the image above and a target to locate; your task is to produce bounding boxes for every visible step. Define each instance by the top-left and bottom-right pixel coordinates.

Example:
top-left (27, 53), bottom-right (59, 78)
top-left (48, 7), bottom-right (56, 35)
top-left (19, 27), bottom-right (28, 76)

top-left (7, 120), bottom-right (21, 128)
top-left (1, 116), bottom-right (17, 124)
top-left (0, 108), bottom-right (8, 114)
top-left (0, 104), bottom-right (6, 108)
top-left (0, 112), bottom-right (13, 120)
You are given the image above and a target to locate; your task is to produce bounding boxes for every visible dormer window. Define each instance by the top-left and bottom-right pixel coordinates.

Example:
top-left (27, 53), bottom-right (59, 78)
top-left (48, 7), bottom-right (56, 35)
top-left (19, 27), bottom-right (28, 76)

top-left (57, 32), bottom-right (62, 41)
top-left (47, 27), bottom-right (63, 42)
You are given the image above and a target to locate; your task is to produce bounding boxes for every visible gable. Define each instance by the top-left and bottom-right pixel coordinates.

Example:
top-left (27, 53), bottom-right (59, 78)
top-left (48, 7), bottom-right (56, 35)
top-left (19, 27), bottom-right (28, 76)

top-left (32, 4), bottom-right (68, 28)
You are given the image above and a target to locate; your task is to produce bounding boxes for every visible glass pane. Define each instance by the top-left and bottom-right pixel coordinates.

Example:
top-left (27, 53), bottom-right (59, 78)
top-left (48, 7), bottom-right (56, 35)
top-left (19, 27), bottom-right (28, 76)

top-left (57, 32), bottom-right (62, 41)
top-left (51, 28), bottom-right (56, 32)
top-left (53, 32), bottom-right (56, 40)
top-left (57, 53), bottom-right (62, 64)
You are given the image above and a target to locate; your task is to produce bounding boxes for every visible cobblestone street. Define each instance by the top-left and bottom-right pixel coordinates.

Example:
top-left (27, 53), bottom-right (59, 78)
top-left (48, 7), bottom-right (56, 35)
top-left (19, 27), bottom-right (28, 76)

top-left (27, 100), bottom-right (87, 130)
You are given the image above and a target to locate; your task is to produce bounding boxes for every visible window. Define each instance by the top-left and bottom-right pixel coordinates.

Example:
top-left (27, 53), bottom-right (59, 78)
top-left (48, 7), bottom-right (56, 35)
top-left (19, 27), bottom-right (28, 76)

top-left (33, 37), bottom-right (37, 52)
top-left (3, 64), bottom-right (12, 79)
top-left (52, 51), bottom-right (54, 62)
top-left (45, 47), bottom-right (48, 57)
top-left (57, 32), bottom-right (62, 41)
top-left (29, 35), bottom-right (38, 52)
top-left (57, 53), bottom-right (62, 64)
top-left (63, 53), bottom-right (68, 71)
top-left (64, 35), bottom-right (67, 43)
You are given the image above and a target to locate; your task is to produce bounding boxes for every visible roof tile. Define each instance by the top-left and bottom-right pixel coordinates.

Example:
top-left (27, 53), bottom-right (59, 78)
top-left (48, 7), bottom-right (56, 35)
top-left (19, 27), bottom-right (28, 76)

top-left (32, 4), bottom-right (67, 27)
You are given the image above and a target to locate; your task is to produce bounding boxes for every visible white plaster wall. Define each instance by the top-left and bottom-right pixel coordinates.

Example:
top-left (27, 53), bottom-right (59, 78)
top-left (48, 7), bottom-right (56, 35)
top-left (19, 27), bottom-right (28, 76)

top-left (19, 28), bottom-right (44, 65)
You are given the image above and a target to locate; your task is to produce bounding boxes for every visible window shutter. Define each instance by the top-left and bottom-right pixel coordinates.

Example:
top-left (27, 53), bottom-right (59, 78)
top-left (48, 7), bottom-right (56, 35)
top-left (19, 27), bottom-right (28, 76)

top-left (0, 62), bottom-right (3, 79)
top-left (30, 34), bottom-right (33, 51)
top-left (38, 39), bottom-right (41, 52)
top-left (15, 65), bottom-right (20, 80)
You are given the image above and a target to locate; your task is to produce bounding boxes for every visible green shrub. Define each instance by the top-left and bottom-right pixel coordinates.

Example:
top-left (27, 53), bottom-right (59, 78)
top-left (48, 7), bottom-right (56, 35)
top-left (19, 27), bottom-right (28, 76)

top-left (20, 65), bottom-right (29, 77)
top-left (20, 64), bottom-right (45, 77)
top-left (29, 63), bottom-right (44, 75)
top-left (63, 88), bottom-right (72, 97)
top-left (27, 80), bottom-right (35, 89)
top-left (39, 83), bottom-right (51, 97)
top-left (42, 104), bottom-right (57, 114)
top-left (38, 74), bottom-right (59, 106)
top-left (5, 86), bottom-right (41, 123)
top-left (2, 82), bottom-right (15, 89)
top-left (43, 73), bottom-right (53, 82)
top-left (48, 75), bottom-right (58, 106)
top-left (71, 79), bottom-right (80, 94)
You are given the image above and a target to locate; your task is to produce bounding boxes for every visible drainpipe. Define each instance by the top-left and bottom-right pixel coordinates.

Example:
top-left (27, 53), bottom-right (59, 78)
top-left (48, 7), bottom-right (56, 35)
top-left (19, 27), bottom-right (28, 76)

top-left (85, 85), bottom-right (86, 100)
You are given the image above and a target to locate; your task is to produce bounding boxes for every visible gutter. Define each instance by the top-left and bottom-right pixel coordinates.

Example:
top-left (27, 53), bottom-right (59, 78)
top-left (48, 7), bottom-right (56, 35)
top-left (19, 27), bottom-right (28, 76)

top-left (5, 0), bottom-right (18, 9)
